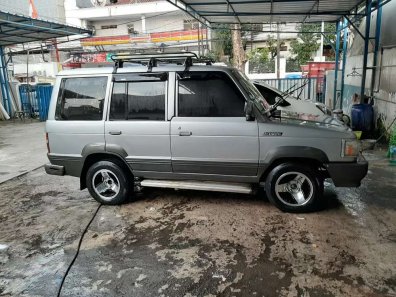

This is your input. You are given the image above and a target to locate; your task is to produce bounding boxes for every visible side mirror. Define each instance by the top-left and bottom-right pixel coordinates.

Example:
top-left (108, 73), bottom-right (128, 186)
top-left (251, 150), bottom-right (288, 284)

top-left (244, 101), bottom-right (255, 121)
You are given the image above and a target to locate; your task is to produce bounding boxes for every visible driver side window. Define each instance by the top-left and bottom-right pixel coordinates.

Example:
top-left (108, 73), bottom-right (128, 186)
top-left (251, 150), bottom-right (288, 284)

top-left (177, 71), bottom-right (245, 117)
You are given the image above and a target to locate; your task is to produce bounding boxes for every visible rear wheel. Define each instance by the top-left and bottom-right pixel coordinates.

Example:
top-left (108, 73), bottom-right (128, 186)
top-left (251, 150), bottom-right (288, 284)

top-left (86, 160), bottom-right (132, 205)
top-left (264, 163), bottom-right (323, 212)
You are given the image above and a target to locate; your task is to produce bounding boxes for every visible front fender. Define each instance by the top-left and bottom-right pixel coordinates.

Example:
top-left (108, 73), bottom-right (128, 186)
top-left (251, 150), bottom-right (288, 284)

top-left (262, 146), bottom-right (329, 164)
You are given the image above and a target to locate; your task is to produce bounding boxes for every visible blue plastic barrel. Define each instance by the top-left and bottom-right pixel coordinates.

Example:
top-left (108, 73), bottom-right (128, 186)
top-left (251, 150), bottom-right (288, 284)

top-left (351, 104), bottom-right (374, 132)
top-left (36, 85), bottom-right (53, 121)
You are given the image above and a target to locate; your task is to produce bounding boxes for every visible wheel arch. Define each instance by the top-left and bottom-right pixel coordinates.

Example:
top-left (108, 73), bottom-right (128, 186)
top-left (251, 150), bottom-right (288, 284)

top-left (259, 146), bottom-right (330, 182)
top-left (80, 152), bottom-right (133, 190)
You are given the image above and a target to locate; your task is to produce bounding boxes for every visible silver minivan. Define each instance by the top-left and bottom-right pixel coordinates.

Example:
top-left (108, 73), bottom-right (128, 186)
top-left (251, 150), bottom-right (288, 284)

top-left (45, 53), bottom-right (368, 212)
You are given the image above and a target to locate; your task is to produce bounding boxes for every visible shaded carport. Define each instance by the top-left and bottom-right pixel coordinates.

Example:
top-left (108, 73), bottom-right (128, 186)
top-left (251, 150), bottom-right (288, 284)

top-left (0, 10), bottom-right (92, 116)
top-left (166, 0), bottom-right (390, 106)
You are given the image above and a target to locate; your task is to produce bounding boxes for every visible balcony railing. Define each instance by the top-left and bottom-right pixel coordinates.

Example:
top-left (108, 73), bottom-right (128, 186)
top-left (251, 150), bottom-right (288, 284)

top-left (81, 29), bottom-right (207, 46)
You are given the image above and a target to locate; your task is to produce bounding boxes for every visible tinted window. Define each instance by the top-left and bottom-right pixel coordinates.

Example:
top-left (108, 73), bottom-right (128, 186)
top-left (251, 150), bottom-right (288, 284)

top-left (110, 73), bottom-right (167, 121)
top-left (55, 77), bottom-right (107, 121)
top-left (178, 72), bottom-right (245, 117)
top-left (110, 82), bottom-right (127, 120)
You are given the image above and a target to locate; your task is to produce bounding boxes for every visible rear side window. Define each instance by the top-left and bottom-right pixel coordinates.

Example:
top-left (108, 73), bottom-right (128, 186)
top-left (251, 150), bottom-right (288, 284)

top-left (55, 77), bottom-right (108, 121)
top-left (110, 73), bottom-right (167, 121)
top-left (177, 71), bottom-right (245, 117)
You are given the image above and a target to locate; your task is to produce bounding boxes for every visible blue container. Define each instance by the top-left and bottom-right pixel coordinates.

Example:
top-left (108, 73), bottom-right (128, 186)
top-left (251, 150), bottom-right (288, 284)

top-left (36, 85), bottom-right (53, 121)
top-left (351, 104), bottom-right (374, 132)
top-left (19, 84), bottom-right (37, 116)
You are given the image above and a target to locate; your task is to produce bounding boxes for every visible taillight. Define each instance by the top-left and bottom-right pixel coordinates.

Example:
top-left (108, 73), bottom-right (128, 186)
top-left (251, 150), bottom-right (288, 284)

top-left (46, 133), bottom-right (50, 153)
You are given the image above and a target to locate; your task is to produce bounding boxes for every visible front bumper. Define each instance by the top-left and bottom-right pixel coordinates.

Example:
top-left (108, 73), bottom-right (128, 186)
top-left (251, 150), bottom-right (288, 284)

top-left (325, 154), bottom-right (368, 187)
top-left (45, 164), bottom-right (65, 176)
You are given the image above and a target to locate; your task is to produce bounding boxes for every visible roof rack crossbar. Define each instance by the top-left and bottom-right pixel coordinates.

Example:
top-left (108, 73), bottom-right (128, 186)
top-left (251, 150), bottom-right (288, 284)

top-left (110, 52), bottom-right (214, 71)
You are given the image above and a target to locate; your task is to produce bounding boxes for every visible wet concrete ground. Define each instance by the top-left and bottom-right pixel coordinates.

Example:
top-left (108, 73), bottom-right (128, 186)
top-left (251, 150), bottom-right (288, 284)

top-left (0, 149), bottom-right (395, 297)
top-left (0, 121), bottom-right (46, 183)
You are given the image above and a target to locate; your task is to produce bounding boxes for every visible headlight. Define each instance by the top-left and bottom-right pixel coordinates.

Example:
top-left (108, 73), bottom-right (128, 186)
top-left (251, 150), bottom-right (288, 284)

top-left (342, 139), bottom-right (359, 157)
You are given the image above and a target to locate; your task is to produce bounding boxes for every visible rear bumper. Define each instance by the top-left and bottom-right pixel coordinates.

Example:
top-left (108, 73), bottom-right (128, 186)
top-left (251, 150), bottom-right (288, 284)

top-left (325, 154), bottom-right (368, 187)
top-left (45, 164), bottom-right (65, 176)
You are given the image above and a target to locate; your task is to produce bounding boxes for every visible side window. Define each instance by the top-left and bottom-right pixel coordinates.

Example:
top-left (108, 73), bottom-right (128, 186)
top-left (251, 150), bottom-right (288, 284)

top-left (178, 71), bottom-right (245, 117)
top-left (55, 77), bottom-right (107, 121)
top-left (110, 73), bottom-right (167, 121)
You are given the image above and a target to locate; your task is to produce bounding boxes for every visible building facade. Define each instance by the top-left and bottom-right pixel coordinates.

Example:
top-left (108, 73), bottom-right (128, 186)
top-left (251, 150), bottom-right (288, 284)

top-left (62, 0), bottom-right (209, 68)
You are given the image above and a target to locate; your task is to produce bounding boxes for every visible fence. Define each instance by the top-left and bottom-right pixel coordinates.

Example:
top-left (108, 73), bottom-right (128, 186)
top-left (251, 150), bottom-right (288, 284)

top-left (19, 84), bottom-right (53, 121)
top-left (255, 78), bottom-right (320, 102)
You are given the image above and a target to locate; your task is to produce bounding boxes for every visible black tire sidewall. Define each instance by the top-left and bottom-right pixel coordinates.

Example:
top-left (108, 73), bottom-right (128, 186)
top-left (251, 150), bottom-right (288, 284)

top-left (86, 161), bottom-right (131, 205)
top-left (265, 163), bottom-right (323, 213)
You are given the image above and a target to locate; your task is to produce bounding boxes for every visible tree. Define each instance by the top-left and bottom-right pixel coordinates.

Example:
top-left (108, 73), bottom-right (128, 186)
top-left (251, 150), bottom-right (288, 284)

top-left (212, 25), bottom-right (232, 60)
top-left (231, 24), bottom-right (247, 71)
top-left (266, 35), bottom-right (280, 60)
top-left (290, 23), bottom-right (337, 66)
top-left (290, 24), bottom-right (321, 66)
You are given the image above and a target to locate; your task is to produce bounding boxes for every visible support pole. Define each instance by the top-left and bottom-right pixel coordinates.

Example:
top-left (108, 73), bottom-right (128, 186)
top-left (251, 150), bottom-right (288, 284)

top-left (370, 0), bottom-right (383, 97)
top-left (276, 23), bottom-right (281, 79)
top-left (340, 18), bottom-right (348, 110)
top-left (333, 21), bottom-right (341, 109)
top-left (0, 46), bottom-right (12, 116)
top-left (360, 0), bottom-right (373, 103)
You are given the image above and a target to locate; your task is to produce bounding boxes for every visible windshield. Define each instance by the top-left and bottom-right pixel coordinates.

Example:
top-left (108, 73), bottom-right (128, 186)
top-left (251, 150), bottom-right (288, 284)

top-left (232, 70), bottom-right (271, 112)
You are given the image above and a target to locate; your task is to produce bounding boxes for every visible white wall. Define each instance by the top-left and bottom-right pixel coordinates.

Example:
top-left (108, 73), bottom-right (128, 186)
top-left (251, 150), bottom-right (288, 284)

top-left (91, 13), bottom-right (185, 37)
top-left (13, 63), bottom-right (58, 78)
top-left (65, 0), bottom-right (177, 21)
top-left (343, 49), bottom-right (396, 130)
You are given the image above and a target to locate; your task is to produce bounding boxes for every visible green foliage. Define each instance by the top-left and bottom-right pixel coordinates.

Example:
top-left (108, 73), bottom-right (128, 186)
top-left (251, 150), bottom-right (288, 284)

top-left (247, 47), bottom-right (270, 64)
top-left (290, 23), bottom-right (337, 66)
top-left (212, 25), bottom-right (232, 60)
top-left (266, 35), bottom-right (278, 59)
top-left (290, 24), bottom-right (320, 66)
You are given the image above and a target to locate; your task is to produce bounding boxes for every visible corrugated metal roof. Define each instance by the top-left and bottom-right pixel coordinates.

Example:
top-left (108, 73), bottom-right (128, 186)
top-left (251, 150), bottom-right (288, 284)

top-left (0, 10), bottom-right (92, 47)
top-left (166, 0), bottom-right (365, 24)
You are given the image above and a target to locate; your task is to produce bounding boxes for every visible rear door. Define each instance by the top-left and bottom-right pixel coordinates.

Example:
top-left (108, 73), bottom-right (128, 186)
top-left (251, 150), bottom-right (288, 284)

top-left (170, 71), bottom-right (259, 177)
top-left (105, 72), bottom-right (171, 174)
top-left (46, 75), bottom-right (110, 168)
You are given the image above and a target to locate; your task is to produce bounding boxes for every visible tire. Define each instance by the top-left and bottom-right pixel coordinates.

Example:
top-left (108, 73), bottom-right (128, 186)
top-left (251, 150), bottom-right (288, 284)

top-left (86, 160), bottom-right (133, 205)
top-left (264, 163), bottom-right (323, 213)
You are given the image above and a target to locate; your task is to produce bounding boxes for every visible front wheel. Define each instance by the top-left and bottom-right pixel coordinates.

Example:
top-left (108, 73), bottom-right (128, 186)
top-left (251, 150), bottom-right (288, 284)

top-left (264, 163), bottom-right (323, 213)
top-left (86, 160), bottom-right (132, 205)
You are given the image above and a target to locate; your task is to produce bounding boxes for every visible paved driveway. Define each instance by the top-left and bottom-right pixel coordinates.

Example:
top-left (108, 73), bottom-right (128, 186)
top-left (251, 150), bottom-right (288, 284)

top-left (0, 150), bottom-right (395, 297)
top-left (0, 121), bottom-right (46, 183)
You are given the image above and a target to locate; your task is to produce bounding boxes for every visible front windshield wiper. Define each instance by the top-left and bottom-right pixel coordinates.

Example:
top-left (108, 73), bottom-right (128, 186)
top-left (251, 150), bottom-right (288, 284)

top-left (264, 96), bottom-right (286, 117)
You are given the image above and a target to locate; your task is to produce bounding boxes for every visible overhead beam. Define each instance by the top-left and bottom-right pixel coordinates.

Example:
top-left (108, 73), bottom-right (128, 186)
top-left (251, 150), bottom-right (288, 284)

top-left (197, 11), bottom-right (353, 16)
top-left (188, 0), bottom-right (328, 4)
top-left (225, 0), bottom-right (242, 24)
top-left (344, 15), bottom-right (365, 39)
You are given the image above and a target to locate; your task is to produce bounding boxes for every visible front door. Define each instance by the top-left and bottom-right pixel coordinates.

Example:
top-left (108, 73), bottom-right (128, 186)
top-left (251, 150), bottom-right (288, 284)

top-left (105, 72), bottom-right (172, 174)
top-left (171, 71), bottom-right (259, 177)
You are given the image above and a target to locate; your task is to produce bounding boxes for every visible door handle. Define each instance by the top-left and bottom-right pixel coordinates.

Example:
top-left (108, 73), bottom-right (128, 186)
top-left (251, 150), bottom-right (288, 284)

top-left (179, 131), bottom-right (192, 136)
top-left (109, 131), bottom-right (122, 135)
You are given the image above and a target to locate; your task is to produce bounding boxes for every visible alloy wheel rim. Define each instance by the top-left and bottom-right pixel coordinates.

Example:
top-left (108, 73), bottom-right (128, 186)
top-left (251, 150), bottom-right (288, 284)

top-left (92, 169), bottom-right (120, 201)
top-left (274, 171), bottom-right (314, 207)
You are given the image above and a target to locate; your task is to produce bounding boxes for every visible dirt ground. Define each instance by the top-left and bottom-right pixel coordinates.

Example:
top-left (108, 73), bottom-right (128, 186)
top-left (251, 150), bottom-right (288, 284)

top-left (0, 150), bottom-right (395, 297)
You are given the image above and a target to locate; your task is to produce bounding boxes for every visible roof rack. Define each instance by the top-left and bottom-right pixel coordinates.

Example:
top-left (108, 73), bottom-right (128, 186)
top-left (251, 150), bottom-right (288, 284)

top-left (110, 52), bottom-right (214, 72)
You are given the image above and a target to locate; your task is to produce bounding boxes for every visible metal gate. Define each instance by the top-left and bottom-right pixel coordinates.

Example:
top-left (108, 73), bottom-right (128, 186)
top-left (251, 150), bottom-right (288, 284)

top-left (255, 78), bottom-right (319, 102)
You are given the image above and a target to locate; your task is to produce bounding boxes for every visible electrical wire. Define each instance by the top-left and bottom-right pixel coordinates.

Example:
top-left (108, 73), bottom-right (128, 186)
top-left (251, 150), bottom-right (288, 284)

top-left (56, 204), bottom-right (102, 297)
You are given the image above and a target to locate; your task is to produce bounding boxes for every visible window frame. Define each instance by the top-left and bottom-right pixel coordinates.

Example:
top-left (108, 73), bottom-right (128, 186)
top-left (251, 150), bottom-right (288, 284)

top-left (175, 70), bottom-right (248, 118)
top-left (107, 72), bottom-right (169, 122)
top-left (55, 75), bottom-right (109, 122)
